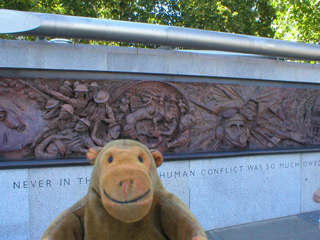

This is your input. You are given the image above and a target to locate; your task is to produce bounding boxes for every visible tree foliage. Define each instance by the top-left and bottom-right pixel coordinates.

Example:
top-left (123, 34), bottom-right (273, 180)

top-left (176, 0), bottom-right (275, 37)
top-left (272, 0), bottom-right (320, 44)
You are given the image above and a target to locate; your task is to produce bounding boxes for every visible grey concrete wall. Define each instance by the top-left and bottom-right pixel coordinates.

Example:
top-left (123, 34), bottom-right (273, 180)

top-left (1, 39), bottom-right (320, 83)
top-left (1, 40), bottom-right (320, 240)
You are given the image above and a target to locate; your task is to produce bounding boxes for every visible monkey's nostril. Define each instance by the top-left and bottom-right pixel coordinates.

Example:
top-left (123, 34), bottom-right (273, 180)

top-left (120, 180), bottom-right (133, 187)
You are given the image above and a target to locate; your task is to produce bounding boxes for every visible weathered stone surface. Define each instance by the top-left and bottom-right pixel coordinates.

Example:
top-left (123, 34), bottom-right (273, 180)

top-left (0, 169), bottom-right (29, 240)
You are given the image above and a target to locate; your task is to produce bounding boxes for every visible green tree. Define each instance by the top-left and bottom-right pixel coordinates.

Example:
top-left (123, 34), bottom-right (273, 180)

top-left (272, 0), bottom-right (320, 44)
top-left (176, 0), bottom-right (275, 38)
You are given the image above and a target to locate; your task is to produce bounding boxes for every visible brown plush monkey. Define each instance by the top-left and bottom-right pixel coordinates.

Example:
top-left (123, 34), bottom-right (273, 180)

top-left (41, 139), bottom-right (207, 240)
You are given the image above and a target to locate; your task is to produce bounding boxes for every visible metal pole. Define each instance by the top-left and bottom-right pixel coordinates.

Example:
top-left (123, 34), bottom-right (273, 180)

top-left (1, 9), bottom-right (320, 61)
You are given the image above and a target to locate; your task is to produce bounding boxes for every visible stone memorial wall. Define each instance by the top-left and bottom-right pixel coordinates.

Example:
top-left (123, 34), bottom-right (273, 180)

top-left (1, 39), bottom-right (320, 240)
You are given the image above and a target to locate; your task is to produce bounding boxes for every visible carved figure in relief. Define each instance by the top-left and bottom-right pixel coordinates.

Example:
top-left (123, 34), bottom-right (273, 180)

top-left (90, 91), bottom-right (116, 146)
top-left (58, 80), bottom-right (74, 97)
top-left (31, 104), bottom-right (78, 148)
top-left (41, 99), bottom-right (60, 120)
top-left (147, 113), bottom-right (178, 149)
top-left (35, 134), bottom-right (68, 157)
top-left (152, 95), bottom-right (166, 130)
top-left (82, 85), bottom-right (99, 117)
top-left (161, 113), bottom-right (178, 136)
top-left (119, 94), bottom-right (131, 112)
top-left (178, 99), bottom-right (188, 114)
top-left (124, 95), bottom-right (156, 140)
top-left (252, 98), bottom-right (308, 148)
top-left (73, 81), bottom-right (80, 89)
top-left (26, 90), bottom-right (47, 110)
top-left (167, 106), bottom-right (196, 151)
top-left (63, 118), bottom-right (95, 154)
top-left (91, 122), bottom-right (122, 147)
top-left (114, 93), bottom-right (131, 123)
top-left (310, 95), bottom-right (320, 136)
top-left (88, 82), bottom-right (99, 100)
top-left (106, 122), bottom-right (121, 141)
top-left (135, 95), bottom-right (157, 121)
top-left (167, 96), bottom-right (179, 118)
top-left (35, 118), bottom-right (95, 157)
top-left (40, 83), bottom-right (89, 116)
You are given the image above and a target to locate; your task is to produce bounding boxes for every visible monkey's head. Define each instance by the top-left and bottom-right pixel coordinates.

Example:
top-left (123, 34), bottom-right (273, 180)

top-left (87, 140), bottom-right (164, 223)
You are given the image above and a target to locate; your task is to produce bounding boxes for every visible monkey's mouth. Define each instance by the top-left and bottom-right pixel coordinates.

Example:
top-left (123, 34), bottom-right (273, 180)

top-left (103, 189), bottom-right (150, 204)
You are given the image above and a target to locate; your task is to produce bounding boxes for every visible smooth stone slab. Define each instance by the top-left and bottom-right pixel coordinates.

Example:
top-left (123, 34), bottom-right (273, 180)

top-left (0, 169), bottom-right (29, 240)
top-left (2, 40), bottom-right (320, 84)
top-left (190, 154), bottom-right (301, 230)
top-left (28, 166), bottom-right (93, 240)
top-left (41, 44), bottom-right (108, 71)
top-left (158, 160), bottom-right (190, 207)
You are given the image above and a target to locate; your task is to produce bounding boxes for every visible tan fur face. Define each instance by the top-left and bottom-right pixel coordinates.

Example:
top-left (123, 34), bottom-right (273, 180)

top-left (88, 142), bottom-right (163, 223)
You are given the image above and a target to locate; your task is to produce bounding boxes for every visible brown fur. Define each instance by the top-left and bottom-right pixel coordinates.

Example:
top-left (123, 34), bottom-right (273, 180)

top-left (41, 139), bottom-right (207, 240)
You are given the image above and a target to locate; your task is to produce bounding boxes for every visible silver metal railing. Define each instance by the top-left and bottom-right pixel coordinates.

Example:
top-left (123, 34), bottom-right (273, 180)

top-left (1, 9), bottom-right (320, 61)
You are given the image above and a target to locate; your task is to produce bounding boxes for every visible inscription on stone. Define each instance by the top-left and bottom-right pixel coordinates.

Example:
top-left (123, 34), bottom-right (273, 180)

top-left (1, 77), bottom-right (320, 161)
top-left (10, 160), bottom-right (320, 189)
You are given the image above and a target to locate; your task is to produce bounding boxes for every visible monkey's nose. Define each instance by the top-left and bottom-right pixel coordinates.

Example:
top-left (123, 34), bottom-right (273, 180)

top-left (120, 180), bottom-right (133, 187)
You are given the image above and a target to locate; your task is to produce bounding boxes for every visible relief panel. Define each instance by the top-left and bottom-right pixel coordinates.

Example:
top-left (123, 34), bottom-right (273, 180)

top-left (0, 77), bottom-right (319, 160)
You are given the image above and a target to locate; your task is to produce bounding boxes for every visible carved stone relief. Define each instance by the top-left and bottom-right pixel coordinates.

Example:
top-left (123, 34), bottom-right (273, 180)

top-left (0, 77), bottom-right (319, 160)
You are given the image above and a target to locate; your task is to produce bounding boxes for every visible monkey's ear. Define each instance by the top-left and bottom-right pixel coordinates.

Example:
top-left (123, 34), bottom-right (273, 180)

top-left (151, 150), bottom-right (163, 168)
top-left (86, 146), bottom-right (103, 165)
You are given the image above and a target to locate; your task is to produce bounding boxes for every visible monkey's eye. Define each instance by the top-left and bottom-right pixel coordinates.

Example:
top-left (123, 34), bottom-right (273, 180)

top-left (108, 156), bottom-right (113, 163)
top-left (138, 156), bottom-right (143, 163)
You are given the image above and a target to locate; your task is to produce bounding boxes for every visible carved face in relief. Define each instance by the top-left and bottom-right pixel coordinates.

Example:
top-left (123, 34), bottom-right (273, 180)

top-left (109, 125), bottom-right (121, 139)
top-left (74, 91), bottom-right (86, 99)
top-left (59, 109), bottom-right (70, 119)
top-left (224, 113), bottom-right (249, 148)
top-left (46, 143), bottom-right (60, 155)
top-left (165, 114), bottom-right (174, 122)
top-left (89, 83), bottom-right (99, 94)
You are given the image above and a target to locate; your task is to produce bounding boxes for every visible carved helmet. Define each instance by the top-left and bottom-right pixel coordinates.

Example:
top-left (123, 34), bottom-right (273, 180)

top-left (61, 104), bottom-right (74, 115)
top-left (74, 84), bottom-right (89, 92)
top-left (94, 90), bottom-right (110, 103)
top-left (64, 80), bottom-right (72, 86)
top-left (90, 82), bottom-right (99, 87)
top-left (79, 118), bottom-right (91, 128)
top-left (45, 99), bottom-right (59, 109)
top-left (108, 122), bottom-right (121, 129)
top-left (224, 112), bottom-right (246, 124)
